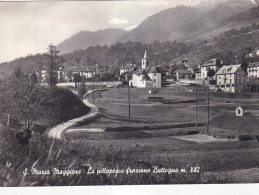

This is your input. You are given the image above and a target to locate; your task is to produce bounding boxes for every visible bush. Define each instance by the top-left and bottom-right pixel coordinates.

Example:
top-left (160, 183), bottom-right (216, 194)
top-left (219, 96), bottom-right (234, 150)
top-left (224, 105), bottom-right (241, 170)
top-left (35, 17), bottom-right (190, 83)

top-left (238, 134), bottom-right (255, 141)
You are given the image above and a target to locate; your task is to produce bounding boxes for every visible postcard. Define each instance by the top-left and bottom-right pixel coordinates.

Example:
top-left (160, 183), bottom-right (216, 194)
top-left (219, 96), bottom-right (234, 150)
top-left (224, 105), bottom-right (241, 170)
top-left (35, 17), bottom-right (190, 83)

top-left (0, 0), bottom-right (259, 190)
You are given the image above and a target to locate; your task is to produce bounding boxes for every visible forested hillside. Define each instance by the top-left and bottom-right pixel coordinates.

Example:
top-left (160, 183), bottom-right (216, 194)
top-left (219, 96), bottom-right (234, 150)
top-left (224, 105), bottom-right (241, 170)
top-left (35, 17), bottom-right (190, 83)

top-left (57, 29), bottom-right (126, 54)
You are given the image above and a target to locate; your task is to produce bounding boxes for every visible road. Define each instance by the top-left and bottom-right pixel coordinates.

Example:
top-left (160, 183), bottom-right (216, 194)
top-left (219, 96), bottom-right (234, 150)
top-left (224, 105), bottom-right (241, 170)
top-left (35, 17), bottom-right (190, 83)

top-left (48, 89), bottom-right (105, 139)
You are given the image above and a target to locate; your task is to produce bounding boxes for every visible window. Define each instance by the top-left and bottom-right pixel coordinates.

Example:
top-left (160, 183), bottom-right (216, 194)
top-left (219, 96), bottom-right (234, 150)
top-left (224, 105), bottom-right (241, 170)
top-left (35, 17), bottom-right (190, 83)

top-left (238, 109), bottom-right (241, 115)
top-left (154, 74), bottom-right (156, 76)
top-left (230, 79), bottom-right (232, 83)
top-left (154, 79), bottom-right (156, 83)
top-left (219, 77), bottom-right (221, 79)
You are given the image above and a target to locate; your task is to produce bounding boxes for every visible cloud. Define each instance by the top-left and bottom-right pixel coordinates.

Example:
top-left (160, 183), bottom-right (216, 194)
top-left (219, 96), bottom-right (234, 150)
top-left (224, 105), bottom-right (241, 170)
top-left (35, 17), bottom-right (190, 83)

top-left (108, 17), bottom-right (128, 25)
top-left (124, 25), bottom-right (137, 31)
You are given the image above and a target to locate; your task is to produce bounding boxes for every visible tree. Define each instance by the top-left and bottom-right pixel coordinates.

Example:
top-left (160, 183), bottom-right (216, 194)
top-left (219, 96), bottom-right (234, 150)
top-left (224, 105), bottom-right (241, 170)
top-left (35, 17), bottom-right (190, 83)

top-left (207, 69), bottom-right (216, 77)
top-left (72, 73), bottom-right (81, 94)
top-left (44, 43), bottom-right (64, 89)
top-left (0, 68), bottom-right (43, 129)
top-left (78, 83), bottom-right (87, 100)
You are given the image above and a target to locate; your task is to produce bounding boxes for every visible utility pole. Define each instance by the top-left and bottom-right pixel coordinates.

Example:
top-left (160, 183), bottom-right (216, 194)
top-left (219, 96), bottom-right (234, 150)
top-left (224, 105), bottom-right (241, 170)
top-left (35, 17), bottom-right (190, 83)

top-left (92, 75), bottom-right (94, 103)
top-left (206, 90), bottom-right (210, 135)
top-left (128, 80), bottom-right (131, 118)
top-left (195, 96), bottom-right (197, 130)
top-left (7, 114), bottom-right (10, 126)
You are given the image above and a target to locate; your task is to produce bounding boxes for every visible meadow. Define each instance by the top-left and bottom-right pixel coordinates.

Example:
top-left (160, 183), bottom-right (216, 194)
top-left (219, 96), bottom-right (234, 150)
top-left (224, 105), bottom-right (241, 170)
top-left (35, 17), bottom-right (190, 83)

top-left (65, 87), bottom-right (259, 183)
top-left (2, 87), bottom-right (259, 186)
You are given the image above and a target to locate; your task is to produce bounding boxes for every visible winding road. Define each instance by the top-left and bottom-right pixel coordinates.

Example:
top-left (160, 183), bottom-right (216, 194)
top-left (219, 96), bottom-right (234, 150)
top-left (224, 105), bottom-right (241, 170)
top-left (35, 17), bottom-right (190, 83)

top-left (48, 89), bottom-right (105, 139)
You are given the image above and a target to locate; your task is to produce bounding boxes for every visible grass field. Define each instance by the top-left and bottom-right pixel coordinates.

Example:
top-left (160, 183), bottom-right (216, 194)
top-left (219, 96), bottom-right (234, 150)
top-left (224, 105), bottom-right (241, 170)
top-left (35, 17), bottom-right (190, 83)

top-left (64, 88), bottom-right (259, 183)
top-left (2, 88), bottom-right (259, 185)
top-left (78, 88), bottom-right (259, 135)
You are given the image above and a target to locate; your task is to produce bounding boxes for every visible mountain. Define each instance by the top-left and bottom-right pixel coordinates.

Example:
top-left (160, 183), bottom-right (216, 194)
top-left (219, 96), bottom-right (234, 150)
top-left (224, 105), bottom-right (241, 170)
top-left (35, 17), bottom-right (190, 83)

top-left (0, 1), bottom-right (258, 74)
top-left (57, 0), bottom-right (258, 53)
top-left (57, 29), bottom-right (127, 54)
top-left (116, 0), bottom-right (257, 43)
top-left (195, 0), bottom-right (226, 10)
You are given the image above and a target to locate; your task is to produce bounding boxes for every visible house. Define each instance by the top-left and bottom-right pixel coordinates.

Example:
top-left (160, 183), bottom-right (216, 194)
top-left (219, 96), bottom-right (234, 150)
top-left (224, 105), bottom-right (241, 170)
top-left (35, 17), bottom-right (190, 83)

top-left (215, 64), bottom-right (247, 93)
top-left (41, 69), bottom-right (47, 83)
top-left (200, 58), bottom-right (222, 79)
top-left (71, 66), bottom-right (96, 79)
top-left (41, 65), bottom-right (64, 83)
top-left (130, 51), bottom-right (162, 88)
top-left (119, 63), bottom-right (136, 75)
top-left (57, 66), bottom-right (65, 82)
top-left (194, 68), bottom-right (202, 84)
top-left (247, 62), bottom-right (259, 78)
top-left (174, 69), bottom-right (193, 81)
top-left (130, 67), bottom-right (162, 88)
top-left (246, 49), bottom-right (259, 58)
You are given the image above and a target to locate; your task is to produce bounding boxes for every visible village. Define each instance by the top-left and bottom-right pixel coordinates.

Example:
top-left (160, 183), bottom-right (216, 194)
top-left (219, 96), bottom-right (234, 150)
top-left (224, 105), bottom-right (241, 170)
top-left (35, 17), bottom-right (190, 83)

top-left (1, 0), bottom-right (259, 188)
top-left (41, 49), bottom-right (259, 93)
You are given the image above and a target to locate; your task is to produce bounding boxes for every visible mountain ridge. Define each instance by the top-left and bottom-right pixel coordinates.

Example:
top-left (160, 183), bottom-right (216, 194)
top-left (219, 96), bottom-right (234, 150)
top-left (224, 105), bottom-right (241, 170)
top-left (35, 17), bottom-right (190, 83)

top-left (57, 28), bottom-right (126, 54)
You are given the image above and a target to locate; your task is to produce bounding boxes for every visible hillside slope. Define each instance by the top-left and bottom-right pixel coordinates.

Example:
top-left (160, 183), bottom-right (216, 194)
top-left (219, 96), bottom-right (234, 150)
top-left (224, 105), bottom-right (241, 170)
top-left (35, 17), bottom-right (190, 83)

top-left (116, 0), bottom-right (257, 43)
top-left (57, 29), bottom-right (126, 54)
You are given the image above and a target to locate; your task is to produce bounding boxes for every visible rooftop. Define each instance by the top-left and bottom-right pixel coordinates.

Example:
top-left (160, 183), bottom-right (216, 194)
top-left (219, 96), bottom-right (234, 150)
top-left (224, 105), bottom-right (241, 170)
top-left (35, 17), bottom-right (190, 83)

top-left (133, 66), bottom-right (162, 75)
top-left (200, 58), bottom-right (221, 67)
top-left (216, 64), bottom-right (242, 75)
top-left (248, 62), bottom-right (259, 68)
top-left (174, 69), bottom-right (192, 74)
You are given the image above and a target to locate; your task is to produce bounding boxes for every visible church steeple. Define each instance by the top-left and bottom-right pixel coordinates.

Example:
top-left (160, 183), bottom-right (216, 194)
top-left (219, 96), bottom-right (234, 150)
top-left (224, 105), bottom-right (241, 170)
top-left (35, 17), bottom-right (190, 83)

top-left (142, 50), bottom-right (148, 69)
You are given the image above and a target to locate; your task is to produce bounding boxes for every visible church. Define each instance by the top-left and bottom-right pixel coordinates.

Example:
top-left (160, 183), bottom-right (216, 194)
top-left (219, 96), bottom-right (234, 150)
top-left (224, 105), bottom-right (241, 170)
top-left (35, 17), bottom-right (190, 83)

top-left (129, 51), bottom-right (162, 88)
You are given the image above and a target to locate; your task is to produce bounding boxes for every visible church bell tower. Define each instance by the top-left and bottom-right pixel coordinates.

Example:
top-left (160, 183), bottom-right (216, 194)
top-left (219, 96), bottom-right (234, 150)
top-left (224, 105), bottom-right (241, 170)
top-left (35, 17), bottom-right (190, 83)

top-left (142, 50), bottom-right (148, 69)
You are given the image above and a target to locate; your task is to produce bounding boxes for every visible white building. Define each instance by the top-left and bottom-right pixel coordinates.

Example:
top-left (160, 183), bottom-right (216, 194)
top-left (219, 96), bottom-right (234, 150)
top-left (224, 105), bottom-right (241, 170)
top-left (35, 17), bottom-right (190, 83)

top-left (41, 66), bottom-right (64, 83)
top-left (131, 67), bottom-right (162, 88)
top-left (200, 58), bottom-right (222, 79)
top-left (174, 69), bottom-right (193, 81)
top-left (130, 51), bottom-right (162, 88)
top-left (216, 64), bottom-right (247, 93)
top-left (119, 63), bottom-right (136, 75)
top-left (247, 62), bottom-right (259, 78)
top-left (246, 49), bottom-right (259, 58)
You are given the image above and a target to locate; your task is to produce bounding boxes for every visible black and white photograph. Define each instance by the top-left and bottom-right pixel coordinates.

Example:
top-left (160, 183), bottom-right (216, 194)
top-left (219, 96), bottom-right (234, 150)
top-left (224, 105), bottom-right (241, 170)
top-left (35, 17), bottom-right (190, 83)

top-left (0, 0), bottom-right (259, 189)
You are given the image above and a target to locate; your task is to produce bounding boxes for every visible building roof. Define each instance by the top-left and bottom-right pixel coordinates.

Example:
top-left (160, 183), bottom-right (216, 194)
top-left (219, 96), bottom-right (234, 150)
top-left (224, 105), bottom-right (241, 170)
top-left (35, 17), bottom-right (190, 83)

top-left (248, 62), bottom-right (259, 68)
top-left (174, 69), bottom-right (192, 74)
top-left (133, 66), bottom-right (162, 75)
top-left (134, 68), bottom-right (147, 75)
top-left (216, 64), bottom-right (242, 75)
top-left (120, 64), bottom-right (136, 69)
top-left (140, 74), bottom-right (152, 81)
top-left (156, 66), bottom-right (168, 73)
top-left (193, 67), bottom-right (201, 73)
top-left (147, 67), bottom-right (161, 74)
top-left (200, 58), bottom-right (221, 67)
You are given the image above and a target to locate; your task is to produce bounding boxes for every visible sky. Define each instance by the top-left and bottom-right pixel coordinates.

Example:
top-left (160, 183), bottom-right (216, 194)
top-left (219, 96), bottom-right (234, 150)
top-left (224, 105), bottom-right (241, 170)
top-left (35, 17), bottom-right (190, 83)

top-left (0, 0), bottom-right (204, 63)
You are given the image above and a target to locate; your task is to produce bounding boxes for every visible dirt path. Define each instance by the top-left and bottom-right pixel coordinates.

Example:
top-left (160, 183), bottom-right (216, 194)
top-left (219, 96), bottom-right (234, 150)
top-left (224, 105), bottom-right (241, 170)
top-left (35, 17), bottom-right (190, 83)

top-left (48, 89), bottom-right (105, 139)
